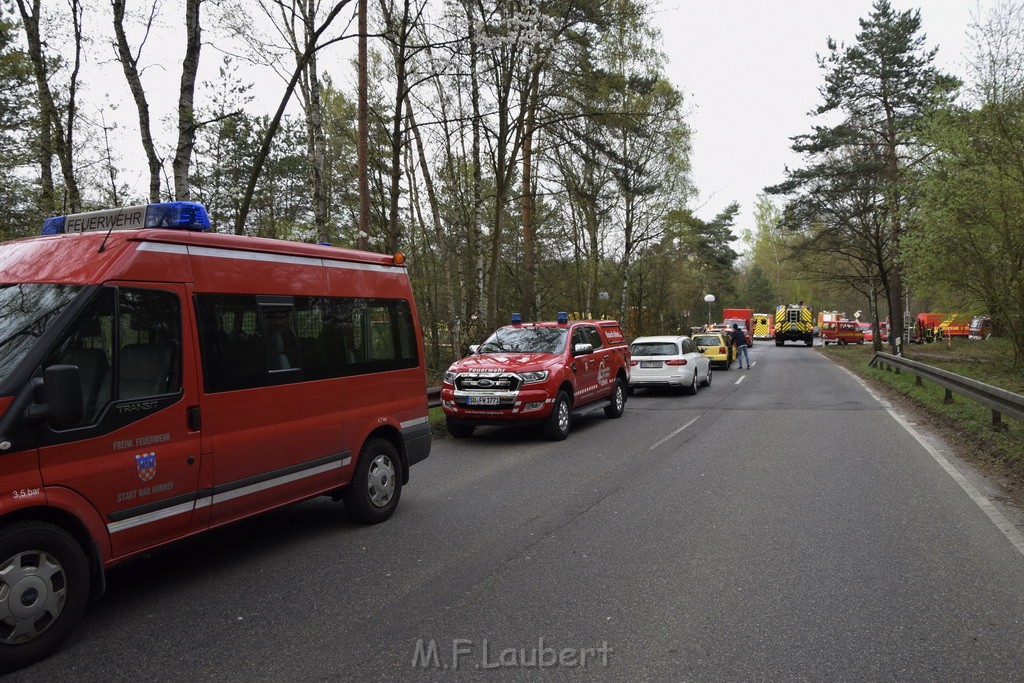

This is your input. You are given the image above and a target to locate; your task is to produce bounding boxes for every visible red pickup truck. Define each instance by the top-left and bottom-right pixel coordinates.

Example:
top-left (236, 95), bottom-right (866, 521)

top-left (441, 313), bottom-right (630, 440)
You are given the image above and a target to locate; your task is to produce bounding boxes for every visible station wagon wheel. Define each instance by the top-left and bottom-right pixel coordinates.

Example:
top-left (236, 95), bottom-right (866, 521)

top-left (342, 438), bottom-right (402, 523)
top-left (684, 370), bottom-right (698, 395)
top-left (543, 391), bottom-right (571, 440)
top-left (0, 521), bottom-right (89, 673)
top-left (604, 378), bottom-right (626, 418)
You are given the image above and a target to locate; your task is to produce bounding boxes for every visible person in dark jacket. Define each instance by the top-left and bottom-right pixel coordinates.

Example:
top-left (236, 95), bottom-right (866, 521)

top-left (731, 323), bottom-right (750, 369)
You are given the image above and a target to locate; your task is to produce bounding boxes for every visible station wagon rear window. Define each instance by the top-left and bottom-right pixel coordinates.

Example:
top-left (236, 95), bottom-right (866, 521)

top-left (630, 342), bottom-right (679, 356)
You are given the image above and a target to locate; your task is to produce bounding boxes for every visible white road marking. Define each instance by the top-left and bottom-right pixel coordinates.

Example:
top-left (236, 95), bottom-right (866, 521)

top-left (650, 416), bottom-right (701, 450)
top-left (735, 375), bottom-right (747, 385)
top-left (846, 368), bottom-right (1024, 559)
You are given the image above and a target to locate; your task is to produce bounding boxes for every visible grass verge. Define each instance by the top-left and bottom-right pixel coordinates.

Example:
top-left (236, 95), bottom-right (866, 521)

top-left (428, 406), bottom-right (449, 439)
top-left (821, 339), bottom-right (1024, 495)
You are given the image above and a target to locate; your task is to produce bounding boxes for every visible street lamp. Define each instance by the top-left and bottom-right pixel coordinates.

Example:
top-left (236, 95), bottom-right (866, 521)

top-left (704, 294), bottom-right (715, 326)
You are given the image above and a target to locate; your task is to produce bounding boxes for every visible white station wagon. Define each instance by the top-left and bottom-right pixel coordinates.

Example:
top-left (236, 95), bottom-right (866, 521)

top-left (628, 335), bottom-right (712, 395)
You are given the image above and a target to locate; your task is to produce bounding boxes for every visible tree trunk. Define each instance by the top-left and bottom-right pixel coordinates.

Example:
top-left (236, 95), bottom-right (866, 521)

top-left (406, 105), bottom-right (460, 360)
top-left (520, 74), bottom-right (539, 320)
top-left (112, 0), bottom-right (162, 203)
top-left (173, 0), bottom-right (202, 200)
top-left (16, 0), bottom-right (82, 212)
top-left (233, 0), bottom-right (352, 234)
top-left (465, 0), bottom-right (484, 332)
top-left (297, 0), bottom-right (329, 242)
top-left (380, 0), bottom-right (410, 254)
top-left (357, 0), bottom-right (370, 249)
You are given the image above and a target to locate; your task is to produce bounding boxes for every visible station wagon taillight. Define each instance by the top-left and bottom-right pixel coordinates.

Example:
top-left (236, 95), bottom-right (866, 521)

top-left (665, 359), bottom-right (688, 366)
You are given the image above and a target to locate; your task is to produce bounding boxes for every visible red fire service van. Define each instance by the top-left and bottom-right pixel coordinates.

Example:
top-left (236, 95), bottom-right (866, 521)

top-left (722, 308), bottom-right (754, 346)
top-left (441, 313), bottom-right (630, 441)
top-left (0, 202), bottom-right (430, 671)
top-left (820, 319), bottom-right (866, 345)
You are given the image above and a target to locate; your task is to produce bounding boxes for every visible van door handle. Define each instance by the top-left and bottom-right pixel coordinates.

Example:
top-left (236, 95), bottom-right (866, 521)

top-left (187, 405), bottom-right (201, 431)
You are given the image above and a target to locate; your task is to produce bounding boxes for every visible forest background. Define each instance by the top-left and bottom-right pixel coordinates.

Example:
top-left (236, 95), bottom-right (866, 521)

top-left (2, 0), bottom-right (1024, 368)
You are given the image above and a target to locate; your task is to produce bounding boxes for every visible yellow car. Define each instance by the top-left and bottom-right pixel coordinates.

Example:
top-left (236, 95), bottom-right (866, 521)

top-left (692, 332), bottom-right (735, 369)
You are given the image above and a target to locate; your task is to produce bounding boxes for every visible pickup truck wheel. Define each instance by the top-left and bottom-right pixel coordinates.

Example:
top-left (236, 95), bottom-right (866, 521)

top-left (604, 378), bottom-right (626, 418)
top-left (0, 521), bottom-right (89, 673)
top-left (445, 418), bottom-right (475, 438)
top-left (342, 438), bottom-right (401, 524)
top-left (839, 339), bottom-right (847, 346)
top-left (684, 371), bottom-right (698, 395)
top-left (543, 391), bottom-right (571, 440)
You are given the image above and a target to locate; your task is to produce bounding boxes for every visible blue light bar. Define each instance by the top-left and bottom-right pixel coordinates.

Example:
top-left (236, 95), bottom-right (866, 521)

top-left (557, 311), bottom-right (568, 324)
top-left (511, 312), bottom-right (522, 324)
top-left (42, 216), bottom-right (65, 235)
top-left (41, 201), bottom-right (212, 235)
top-left (145, 202), bottom-right (211, 231)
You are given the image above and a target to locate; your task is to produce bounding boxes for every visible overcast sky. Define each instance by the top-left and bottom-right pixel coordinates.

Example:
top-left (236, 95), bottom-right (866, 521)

top-left (658, 0), bottom-right (979, 230)
top-left (90, 0), bottom-right (981, 240)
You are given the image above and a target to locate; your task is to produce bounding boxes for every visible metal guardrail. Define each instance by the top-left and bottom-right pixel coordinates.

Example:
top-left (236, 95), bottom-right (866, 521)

top-left (869, 352), bottom-right (1024, 426)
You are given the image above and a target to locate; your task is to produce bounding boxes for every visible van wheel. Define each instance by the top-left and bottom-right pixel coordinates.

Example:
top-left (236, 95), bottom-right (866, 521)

top-left (445, 418), bottom-right (475, 438)
top-left (604, 378), bottom-right (626, 418)
top-left (0, 521), bottom-right (89, 673)
top-left (543, 391), bottom-right (571, 440)
top-left (342, 438), bottom-right (401, 524)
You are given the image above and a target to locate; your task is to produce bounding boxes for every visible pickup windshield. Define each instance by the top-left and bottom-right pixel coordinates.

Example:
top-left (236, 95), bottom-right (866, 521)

top-left (477, 327), bottom-right (567, 354)
top-left (0, 284), bottom-right (83, 385)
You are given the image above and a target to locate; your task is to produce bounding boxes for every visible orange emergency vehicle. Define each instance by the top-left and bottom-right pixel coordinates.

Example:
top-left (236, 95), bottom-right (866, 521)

top-left (0, 202), bottom-right (430, 670)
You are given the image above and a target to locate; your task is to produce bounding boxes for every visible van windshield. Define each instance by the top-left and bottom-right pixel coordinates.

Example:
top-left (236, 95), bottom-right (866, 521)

top-left (477, 327), bottom-right (567, 354)
top-left (0, 284), bottom-right (83, 385)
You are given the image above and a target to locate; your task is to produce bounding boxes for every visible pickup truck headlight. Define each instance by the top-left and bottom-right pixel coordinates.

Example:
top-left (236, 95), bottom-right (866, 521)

top-left (519, 370), bottom-right (549, 383)
top-left (443, 370), bottom-right (457, 384)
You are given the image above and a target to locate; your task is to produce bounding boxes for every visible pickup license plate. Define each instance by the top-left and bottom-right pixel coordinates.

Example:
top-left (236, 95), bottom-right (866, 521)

top-left (640, 361), bottom-right (662, 369)
top-left (467, 396), bottom-right (500, 406)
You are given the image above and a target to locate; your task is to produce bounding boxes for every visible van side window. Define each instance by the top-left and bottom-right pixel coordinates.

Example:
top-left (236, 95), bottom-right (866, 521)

top-left (196, 295), bottom-right (419, 393)
top-left (45, 286), bottom-right (181, 425)
top-left (118, 289), bottom-right (181, 399)
top-left (261, 304), bottom-right (299, 373)
top-left (47, 288), bottom-right (114, 425)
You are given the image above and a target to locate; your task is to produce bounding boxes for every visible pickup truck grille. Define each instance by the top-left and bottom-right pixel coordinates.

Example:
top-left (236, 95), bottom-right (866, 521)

top-left (454, 373), bottom-right (523, 392)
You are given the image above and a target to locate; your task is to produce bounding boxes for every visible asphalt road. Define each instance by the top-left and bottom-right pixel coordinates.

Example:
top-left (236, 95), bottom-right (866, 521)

top-left (16, 342), bottom-right (1024, 681)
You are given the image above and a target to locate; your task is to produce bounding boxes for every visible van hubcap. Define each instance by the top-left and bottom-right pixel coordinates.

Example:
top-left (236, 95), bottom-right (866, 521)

top-left (367, 455), bottom-right (396, 507)
top-left (0, 550), bottom-right (66, 644)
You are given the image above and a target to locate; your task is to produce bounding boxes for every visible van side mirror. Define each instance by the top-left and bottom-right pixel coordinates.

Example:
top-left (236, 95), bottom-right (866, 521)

top-left (27, 364), bottom-right (84, 425)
